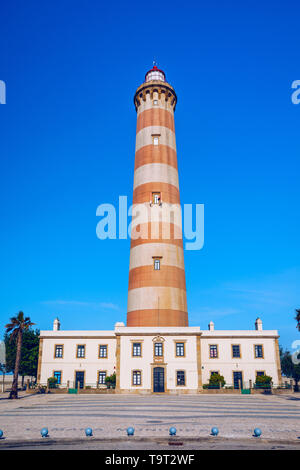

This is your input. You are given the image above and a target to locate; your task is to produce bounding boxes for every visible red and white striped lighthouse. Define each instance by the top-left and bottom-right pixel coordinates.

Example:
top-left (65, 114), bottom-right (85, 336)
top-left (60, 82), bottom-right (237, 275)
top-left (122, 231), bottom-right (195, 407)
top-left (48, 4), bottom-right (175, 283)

top-left (127, 65), bottom-right (188, 327)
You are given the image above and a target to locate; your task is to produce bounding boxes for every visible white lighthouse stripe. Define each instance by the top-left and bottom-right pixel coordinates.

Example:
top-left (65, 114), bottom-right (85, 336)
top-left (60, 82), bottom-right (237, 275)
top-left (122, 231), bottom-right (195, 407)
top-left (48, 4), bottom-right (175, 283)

top-left (137, 100), bottom-right (175, 115)
top-left (129, 243), bottom-right (185, 270)
top-left (133, 163), bottom-right (179, 190)
top-left (129, 203), bottom-right (183, 235)
top-left (127, 287), bottom-right (187, 312)
top-left (135, 126), bottom-right (176, 153)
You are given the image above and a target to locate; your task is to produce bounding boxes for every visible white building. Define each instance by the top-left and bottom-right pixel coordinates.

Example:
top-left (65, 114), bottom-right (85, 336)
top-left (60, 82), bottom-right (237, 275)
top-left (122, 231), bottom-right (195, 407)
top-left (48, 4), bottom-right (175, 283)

top-left (37, 317), bottom-right (282, 392)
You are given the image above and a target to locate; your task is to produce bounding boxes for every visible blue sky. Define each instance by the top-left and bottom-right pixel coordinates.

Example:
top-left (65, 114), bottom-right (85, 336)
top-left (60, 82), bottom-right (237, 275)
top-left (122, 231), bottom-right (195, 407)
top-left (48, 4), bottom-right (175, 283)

top-left (0, 1), bottom-right (299, 351)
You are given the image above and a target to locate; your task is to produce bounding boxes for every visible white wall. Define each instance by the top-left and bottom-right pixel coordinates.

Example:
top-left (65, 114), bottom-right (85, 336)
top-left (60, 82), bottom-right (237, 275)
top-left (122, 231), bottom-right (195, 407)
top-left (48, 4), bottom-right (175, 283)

top-left (201, 333), bottom-right (280, 386)
top-left (40, 335), bottom-right (116, 386)
top-left (119, 333), bottom-right (199, 391)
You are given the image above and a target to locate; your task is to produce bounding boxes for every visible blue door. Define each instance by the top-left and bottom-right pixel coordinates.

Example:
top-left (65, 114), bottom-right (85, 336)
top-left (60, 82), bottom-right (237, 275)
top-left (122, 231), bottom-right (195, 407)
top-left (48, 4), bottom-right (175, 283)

top-left (153, 367), bottom-right (164, 393)
top-left (75, 371), bottom-right (84, 389)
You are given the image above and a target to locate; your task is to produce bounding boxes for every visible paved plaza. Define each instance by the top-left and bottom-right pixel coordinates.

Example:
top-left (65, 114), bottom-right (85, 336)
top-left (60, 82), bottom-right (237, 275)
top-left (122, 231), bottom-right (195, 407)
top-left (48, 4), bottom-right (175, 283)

top-left (0, 392), bottom-right (299, 449)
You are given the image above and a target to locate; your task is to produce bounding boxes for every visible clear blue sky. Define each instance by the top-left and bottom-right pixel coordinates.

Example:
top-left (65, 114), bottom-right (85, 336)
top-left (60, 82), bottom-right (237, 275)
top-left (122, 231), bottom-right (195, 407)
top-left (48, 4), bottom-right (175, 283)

top-left (0, 1), bottom-right (299, 351)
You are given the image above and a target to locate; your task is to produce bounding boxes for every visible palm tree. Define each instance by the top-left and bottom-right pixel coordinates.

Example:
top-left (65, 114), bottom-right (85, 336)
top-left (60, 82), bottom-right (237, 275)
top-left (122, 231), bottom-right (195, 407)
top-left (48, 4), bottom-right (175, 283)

top-left (295, 309), bottom-right (300, 332)
top-left (5, 312), bottom-right (35, 399)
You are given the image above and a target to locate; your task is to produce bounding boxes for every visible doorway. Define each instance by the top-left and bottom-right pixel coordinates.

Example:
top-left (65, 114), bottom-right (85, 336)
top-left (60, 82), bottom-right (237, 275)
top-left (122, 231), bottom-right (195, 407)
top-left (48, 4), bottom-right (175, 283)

top-left (153, 367), bottom-right (165, 393)
top-left (233, 371), bottom-right (243, 390)
top-left (75, 371), bottom-right (85, 389)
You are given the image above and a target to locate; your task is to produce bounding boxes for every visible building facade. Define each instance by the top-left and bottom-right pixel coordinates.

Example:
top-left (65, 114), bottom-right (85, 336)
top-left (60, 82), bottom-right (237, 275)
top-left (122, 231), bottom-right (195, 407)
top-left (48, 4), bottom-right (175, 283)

top-left (37, 66), bottom-right (282, 392)
top-left (38, 318), bottom-right (282, 391)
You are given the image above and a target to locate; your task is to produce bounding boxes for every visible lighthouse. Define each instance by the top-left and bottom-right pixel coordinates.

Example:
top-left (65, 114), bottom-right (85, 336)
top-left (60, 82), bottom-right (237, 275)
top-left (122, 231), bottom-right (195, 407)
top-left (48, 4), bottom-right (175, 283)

top-left (127, 65), bottom-right (188, 327)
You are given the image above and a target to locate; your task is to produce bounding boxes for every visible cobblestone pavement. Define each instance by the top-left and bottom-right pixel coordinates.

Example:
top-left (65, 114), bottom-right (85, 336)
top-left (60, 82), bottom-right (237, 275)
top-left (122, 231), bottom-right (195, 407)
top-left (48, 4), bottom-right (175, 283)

top-left (0, 392), bottom-right (299, 448)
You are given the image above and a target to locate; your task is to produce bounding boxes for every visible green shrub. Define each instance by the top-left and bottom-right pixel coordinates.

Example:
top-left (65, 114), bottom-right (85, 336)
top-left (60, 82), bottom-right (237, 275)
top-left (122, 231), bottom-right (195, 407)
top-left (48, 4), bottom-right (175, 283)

top-left (105, 373), bottom-right (116, 388)
top-left (255, 375), bottom-right (272, 388)
top-left (209, 373), bottom-right (226, 388)
top-left (47, 377), bottom-right (58, 389)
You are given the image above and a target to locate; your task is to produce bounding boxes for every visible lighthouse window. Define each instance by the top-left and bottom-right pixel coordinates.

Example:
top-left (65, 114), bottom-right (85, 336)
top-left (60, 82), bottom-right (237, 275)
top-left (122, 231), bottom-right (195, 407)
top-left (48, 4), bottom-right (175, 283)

top-left (154, 258), bottom-right (160, 270)
top-left (153, 136), bottom-right (159, 146)
top-left (152, 192), bottom-right (161, 205)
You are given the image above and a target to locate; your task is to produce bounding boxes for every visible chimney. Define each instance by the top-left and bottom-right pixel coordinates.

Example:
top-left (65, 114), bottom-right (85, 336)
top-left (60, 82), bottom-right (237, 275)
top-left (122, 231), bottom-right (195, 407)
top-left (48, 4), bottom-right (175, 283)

top-left (208, 321), bottom-right (215, 331)
top-left (255, 318), bottom-right (263, 331)
top-left (53, 318), bottom-right (61, 331)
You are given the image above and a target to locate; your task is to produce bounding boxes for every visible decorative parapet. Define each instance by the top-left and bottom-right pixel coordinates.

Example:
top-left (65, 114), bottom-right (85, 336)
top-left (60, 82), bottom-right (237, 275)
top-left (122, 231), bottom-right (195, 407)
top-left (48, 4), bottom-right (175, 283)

top-left (134, 80), bottom-right (177, 111)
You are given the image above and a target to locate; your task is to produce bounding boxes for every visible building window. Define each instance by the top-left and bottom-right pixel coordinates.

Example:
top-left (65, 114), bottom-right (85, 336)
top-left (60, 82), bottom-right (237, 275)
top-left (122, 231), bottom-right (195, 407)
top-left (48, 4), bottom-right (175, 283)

top-left (152, 192), bottom-right (161, 205)
top-left (54, 345), bottom-right (63, 358)
top-left (153, 99), bottom-right (158, 105)
top-left (176, 342), bottom-right (185, 357)
top-left (154, 342), bottom-right (163, 357)
top-left (210, 371), bottom-right (219, 377)
top-left (98, 371), bottom-right (106, 384)
top-left (209, 345), bottom-right (218, 358)
top-left (254, 345), bottom-right (264, 358)
top-left (77, 345), bottom-right (85, 358)
top-left (154, 258), bottom-right (161, 270)
top-left (99, 345), bottom-right (107, 358)
top-left (176, 370), bottom-right (185, 386)
top-left (232, 345), bottom-right (241, 358)
top-left (132, 343), bottom-right (142, 357)
top-left (153, 136), bottom-right (159, 146)
top-left (132, 370), bottom-right (141, 386)
top-left (53, 371), bottom-right (61, 385)
top-left (256, 371), bottom-right (265, 377)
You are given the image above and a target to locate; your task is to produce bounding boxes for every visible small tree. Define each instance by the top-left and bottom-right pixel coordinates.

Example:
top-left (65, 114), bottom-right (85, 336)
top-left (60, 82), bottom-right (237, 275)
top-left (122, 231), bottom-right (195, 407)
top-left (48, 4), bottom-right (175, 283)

top-left (47, 377), bottom-right (58, 389)
top-left (105, 373), bottom-right (116, 388)
top-left (255, 374), bottom-right (272, 389)
top-left (208, 373), bottom-right (226, 389)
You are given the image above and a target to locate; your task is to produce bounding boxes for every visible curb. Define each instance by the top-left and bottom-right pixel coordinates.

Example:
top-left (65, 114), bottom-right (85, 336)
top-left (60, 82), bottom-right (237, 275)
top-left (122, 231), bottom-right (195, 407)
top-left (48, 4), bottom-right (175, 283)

top-left (0, 435), bottom-right (300, 449)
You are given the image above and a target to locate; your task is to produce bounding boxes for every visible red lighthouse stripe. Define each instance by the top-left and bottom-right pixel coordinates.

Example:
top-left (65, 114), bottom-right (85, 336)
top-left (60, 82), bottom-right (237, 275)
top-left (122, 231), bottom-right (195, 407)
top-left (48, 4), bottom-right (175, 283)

top-left (136, 108), bottom-right (175, 133)
top-left (132, 182), bottom-right (180, 204)
top-left (127, 309), bottom-right (188, 327)
top-left (128, 265), bottom-right (186, 291)
top-left (134, 145), bottom-right (178, 171)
